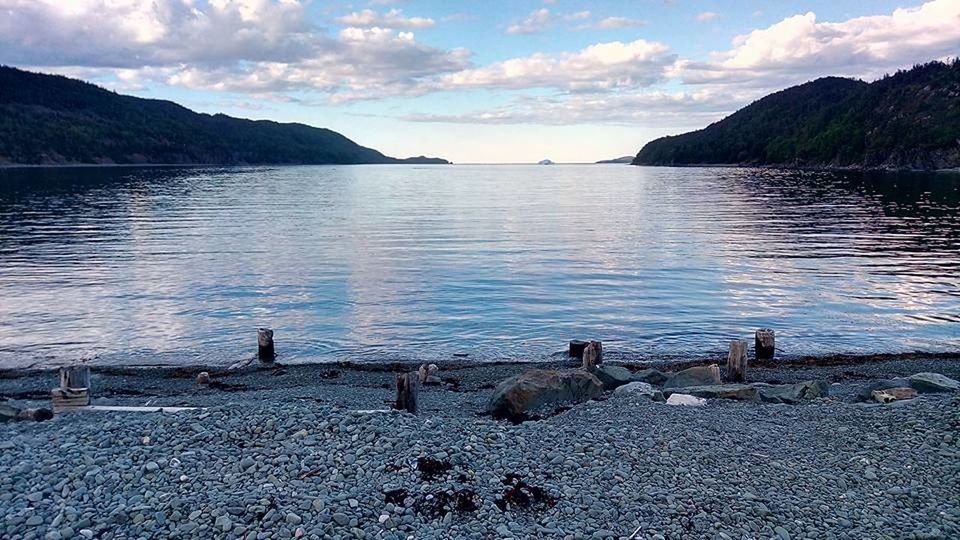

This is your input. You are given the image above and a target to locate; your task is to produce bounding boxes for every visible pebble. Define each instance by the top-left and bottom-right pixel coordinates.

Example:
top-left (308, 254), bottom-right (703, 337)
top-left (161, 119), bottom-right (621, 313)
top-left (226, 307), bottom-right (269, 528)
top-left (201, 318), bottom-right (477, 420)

top-left (0, 360), bottom-right (958, 540)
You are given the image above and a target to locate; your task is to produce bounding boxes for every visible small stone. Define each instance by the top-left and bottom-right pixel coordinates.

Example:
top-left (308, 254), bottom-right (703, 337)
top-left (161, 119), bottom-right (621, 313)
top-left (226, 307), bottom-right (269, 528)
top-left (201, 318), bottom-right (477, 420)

top-left (333, 513), bottom-right (349, 526)
top-left (286, 512), bottom-right (302, 525)
top-left (145, 461), bottom-right (159, 472)
top-left (774, 526), bottom-right (791, 540)
top-left (240, 456), bottom-right (256, 469)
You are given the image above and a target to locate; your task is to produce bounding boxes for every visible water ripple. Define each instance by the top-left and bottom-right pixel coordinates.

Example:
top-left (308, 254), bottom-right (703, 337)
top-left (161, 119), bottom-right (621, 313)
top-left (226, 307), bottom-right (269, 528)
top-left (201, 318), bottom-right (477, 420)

top-left (0, 164), bottom-right (958, 368)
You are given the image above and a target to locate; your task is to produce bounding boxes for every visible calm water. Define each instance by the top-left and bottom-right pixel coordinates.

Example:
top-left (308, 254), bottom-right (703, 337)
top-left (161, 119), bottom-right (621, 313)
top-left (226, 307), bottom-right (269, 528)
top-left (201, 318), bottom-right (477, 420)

top-left (0, 165), bottom-right (958, 369)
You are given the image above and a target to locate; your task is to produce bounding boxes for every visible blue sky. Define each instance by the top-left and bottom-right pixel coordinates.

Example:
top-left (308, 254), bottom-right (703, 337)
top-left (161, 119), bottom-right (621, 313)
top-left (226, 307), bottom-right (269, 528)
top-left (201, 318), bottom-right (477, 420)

top-left (1, 0), bottom-right (958, 162)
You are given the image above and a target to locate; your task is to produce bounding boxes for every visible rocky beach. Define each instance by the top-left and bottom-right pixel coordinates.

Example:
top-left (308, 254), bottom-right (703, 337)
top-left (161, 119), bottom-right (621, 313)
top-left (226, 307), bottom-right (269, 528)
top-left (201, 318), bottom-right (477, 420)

top-left (1, 356), bottom-right (959, 540)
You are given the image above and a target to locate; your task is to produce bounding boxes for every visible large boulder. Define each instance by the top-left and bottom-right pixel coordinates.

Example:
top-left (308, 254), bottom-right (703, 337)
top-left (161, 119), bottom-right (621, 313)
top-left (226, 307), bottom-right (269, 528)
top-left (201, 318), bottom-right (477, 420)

top-left (908, 372), bottom-right (960, 393)
top-left (664, 384), bottom-right (758, 401)
top-left (756, 380), bottom-right (829, 404)
top-left (664, 365), bottom-right (721, 389)
top-left (631, 368), bottom-right (670, 386)
top-left (486, 369), bottom-right (603, 420)
top-left (593, 365), bottom-right (633, 391)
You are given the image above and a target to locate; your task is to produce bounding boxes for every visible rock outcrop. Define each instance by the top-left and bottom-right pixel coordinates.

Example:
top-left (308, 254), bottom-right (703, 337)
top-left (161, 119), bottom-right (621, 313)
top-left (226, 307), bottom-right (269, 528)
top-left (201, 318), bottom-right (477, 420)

top-left (664, 365), bottom-right (721, 389)
top-left (486, 370), bottom-right (604, 420)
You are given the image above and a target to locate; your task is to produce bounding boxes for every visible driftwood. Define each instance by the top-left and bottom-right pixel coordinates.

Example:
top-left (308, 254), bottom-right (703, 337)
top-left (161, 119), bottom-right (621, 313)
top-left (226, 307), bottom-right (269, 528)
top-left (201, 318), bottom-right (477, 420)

top-left (755, 328), bottom-right (775, 360)
top-left (418, 363), bottom-right (439, 384)
top-left (394, 372), bottom-right (419, 414)
top-left (258, 328), bottom-right (276, 362)
top-left (0, 404), bottom-right (53, 422)
top-left (727, 340), bottom-right (748, 383)
top-left (582, 341), bottom-right (602, 371)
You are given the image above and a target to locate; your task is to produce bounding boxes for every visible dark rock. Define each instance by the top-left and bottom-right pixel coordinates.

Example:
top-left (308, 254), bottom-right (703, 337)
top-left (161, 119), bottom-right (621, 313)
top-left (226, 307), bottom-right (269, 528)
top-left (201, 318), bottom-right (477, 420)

top-left (756, 380), bottom-right (829, 404)
top-left (664, 365), bottom-right (721, 389)
top-left (631, 368), bottom-right (669, 386)
top-left (592, 365), bottom-right (633, 391)
top-left (486, 369), bottom-right (603, 420)
top-left (908, 372), bottom-right (960, 393)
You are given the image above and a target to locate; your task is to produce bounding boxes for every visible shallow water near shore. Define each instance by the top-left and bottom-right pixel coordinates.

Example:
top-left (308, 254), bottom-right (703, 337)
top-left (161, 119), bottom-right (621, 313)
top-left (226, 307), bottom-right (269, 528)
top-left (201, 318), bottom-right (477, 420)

top-left (0, 164), bottom-right (958, 369)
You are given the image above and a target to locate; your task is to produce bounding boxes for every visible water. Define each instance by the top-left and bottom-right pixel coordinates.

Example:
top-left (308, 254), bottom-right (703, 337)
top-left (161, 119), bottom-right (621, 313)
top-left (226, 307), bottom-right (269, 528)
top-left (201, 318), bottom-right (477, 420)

top-left (0, 164), bottom-right (958, 369)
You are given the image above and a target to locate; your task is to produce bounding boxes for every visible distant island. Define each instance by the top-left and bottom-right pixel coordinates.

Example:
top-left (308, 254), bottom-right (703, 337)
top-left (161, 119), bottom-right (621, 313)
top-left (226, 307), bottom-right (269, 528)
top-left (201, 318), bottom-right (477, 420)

top-left (632, 59), bottom-right (960, 170)
top-left (538, 159), bottom-right (555, 165)
top-left (596, 156), bottom-right (634, 164)
top-left (0, 66), bottom-right (449, 166)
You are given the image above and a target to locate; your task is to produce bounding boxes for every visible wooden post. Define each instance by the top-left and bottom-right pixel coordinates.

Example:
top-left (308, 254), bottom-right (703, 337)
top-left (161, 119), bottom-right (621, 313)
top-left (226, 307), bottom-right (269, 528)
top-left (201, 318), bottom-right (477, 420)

top-left (727, 340), bottom-right (747, 382)
top-left (582, 341), bottom-right (602, 371)
top-left (258, 328), bottom-right (275, 362)
top-left (394, 372), bottom-right (419, 414)
top-left (569, 340), bottom-right (588, 359)
top-left (60, 366), bottom-right (90, 390)
top-left (755, 328), bottom-right (775, 361)
top-left (52, 365), bottom-right (90, 412)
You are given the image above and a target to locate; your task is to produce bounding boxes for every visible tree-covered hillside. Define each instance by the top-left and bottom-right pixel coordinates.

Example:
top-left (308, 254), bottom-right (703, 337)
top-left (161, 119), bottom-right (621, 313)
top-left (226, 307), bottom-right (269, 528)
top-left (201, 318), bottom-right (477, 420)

top-left (632, 60), bottom-right (960, 170)
top-left (0, 66), bottom-right (448, 165)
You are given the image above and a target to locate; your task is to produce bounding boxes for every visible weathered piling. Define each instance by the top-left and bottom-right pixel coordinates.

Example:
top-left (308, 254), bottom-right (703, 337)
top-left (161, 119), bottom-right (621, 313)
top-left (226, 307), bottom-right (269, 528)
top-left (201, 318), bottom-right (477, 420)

top-left (582, 341), bottom-right (602, 371)
top-left (51, 365), bottom-right (90, 412)
top-left (727, 340), bottom-right (748, 382)
top-left (258, 328), bottom-right (275, 362)
top-left (569, 340), bottom-right (588, 359)
top-left (755, 328), bottom-right (775, 360)
top-left (394, 372), bottom-right (419, 414)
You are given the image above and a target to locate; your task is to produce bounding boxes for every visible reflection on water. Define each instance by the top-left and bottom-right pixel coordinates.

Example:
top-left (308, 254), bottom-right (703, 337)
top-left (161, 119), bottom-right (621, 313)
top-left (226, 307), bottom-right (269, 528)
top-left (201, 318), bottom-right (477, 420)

top-left (0, 165), bottom-right (957, 368)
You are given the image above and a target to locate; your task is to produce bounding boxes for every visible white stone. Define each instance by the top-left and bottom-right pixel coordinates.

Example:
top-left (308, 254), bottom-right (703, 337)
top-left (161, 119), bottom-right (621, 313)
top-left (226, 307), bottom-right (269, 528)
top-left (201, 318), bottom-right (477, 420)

top-left (666, 393), bottom-right (706, 406)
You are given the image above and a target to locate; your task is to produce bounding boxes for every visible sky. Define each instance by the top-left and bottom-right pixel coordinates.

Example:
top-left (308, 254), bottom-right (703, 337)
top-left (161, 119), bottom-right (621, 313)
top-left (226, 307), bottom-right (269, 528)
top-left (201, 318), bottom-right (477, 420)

top-left (1, 0), bottom-right (958, 163)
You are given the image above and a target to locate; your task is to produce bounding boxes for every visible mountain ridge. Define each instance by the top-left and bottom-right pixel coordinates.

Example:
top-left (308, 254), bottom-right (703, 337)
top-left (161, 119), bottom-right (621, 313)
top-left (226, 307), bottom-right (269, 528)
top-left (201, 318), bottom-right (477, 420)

top-left (632, 60), bottom-right (960, 170)
top-left (0, 66), bottom-right (449, 166)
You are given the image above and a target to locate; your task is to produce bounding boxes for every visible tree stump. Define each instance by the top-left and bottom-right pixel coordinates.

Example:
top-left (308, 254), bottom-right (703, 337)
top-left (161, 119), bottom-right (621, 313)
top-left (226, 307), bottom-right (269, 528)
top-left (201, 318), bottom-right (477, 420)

top-left (582, 341), bottom-right (602, 371)
top-left (755, 329), bottom-right (775, 361)
top-left (727, 340), bottom-right (748, 383)
top-left (569, 340), bottom-right (588, 359)
top-left (394, 372), bottom-right (419, 414)
top-left (258, 328), bottom-right (275, 362)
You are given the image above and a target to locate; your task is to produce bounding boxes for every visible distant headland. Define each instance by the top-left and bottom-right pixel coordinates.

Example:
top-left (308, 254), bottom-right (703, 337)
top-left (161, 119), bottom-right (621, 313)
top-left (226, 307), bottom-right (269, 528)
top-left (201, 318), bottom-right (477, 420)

top-left (0, 66), bottom-right (449, 166)
top-left (632, 59), bottom-right (960, 171)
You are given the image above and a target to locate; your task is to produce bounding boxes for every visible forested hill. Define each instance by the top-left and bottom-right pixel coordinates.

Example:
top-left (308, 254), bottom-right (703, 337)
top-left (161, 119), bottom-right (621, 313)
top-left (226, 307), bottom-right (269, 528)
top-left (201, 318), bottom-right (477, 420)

top-left (632, 60), bottom-right (960, 170)
top-left (0, 66), bottom-right (448, 165)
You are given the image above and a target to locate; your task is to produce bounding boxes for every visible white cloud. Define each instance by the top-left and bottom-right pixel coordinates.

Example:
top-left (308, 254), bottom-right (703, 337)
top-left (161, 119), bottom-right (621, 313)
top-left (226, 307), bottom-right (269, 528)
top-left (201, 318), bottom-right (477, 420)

top-left (403, 90), bottom-right (737, 127)
top-left (436, 39), bottom-right (675, 92)
top-left (564, 11), bottom-right (592, 21)
top-left (578, 16), bottom-right (647, 30)
top-left (0, 0), bottom-right (467, 101)
top-left (678, 0), bottom-right (960, 88)
top-left (336, 8), bottom-right (435, 29)
top-left (506, 8), bottom-right (554, 35)
top-left (696, 11), bottom-right (720, 22)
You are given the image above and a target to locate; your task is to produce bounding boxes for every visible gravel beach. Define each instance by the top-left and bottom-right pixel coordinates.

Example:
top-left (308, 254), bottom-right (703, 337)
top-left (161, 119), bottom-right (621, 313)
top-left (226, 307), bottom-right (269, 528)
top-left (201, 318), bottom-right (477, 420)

top-left (1, 357), bottom-right (959, 540)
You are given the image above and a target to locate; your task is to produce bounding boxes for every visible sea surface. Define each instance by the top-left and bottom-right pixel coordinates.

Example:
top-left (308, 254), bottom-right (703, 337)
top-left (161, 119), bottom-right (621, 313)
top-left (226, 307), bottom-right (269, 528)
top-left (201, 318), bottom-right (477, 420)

top-left (0, 164), bottom-right (958, 369)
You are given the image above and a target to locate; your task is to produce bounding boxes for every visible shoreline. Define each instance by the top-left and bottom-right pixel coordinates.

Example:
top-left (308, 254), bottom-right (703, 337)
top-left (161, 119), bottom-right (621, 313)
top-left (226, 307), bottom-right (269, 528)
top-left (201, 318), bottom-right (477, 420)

top-left (2, 354), bottom-right (958, 539)
top-left (3, 349), bottom-right (958, 378)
